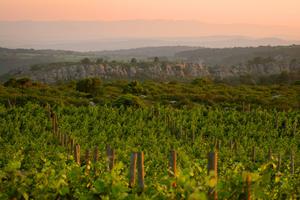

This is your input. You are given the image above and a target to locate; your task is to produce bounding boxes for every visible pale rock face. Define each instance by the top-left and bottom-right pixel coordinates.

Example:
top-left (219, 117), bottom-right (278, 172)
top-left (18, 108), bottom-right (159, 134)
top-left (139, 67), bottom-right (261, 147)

top-left (12, 60), bottom-right (300, 83)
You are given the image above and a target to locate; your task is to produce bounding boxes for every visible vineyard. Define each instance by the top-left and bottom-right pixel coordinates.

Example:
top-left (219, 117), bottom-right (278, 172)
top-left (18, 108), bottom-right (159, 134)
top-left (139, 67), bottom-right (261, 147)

top-left (0, 102), bottom-right (299, 199)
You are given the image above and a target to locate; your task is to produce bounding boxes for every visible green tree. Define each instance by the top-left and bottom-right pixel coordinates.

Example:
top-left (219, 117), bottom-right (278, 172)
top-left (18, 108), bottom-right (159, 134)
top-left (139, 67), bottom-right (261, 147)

top-left (17, 78), bottom-right (33, 88)
top-left (76, 78), bottom-right (101, 95)
top-left (4, 78), bottom-right (32, 88)
top-left (131, 58), bottom-right (137, 64)
top-left (96, 58), bottom-right (104, 64)
top-left (81, 58), bottom-right (92, 65)
top-left (113, 94), bottom-right (145, 108)
top-left (123, 80), bottom-right (146, 95)
top-left (191, 77), bottom-right (213, 85)
top-left (4, 78), bottom-right (17, 87)
top-left (277, 71), bottom-right (290, 84)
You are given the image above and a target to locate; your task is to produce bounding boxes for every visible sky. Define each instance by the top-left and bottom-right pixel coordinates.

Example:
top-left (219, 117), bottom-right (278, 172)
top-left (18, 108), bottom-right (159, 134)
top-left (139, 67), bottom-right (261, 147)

top-left (0, 0), bottom-right (300, 50)
top-left (0, 0), bottom-right (300, 27)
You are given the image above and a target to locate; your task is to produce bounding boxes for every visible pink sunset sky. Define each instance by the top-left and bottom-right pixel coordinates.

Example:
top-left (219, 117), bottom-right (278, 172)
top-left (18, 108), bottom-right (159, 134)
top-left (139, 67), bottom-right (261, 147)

top-left (0, 0), bottom-right (299, 27)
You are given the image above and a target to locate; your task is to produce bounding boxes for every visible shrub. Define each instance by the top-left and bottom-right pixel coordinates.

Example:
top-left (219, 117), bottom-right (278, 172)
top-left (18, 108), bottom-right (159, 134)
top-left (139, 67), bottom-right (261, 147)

top-left (96, 58), bottom-right (104, 64)
top-left (191, 77), bottom-right (212, 85)
top-left (131, 58), bottom-right (137, 64)
top-left (123, 81), bottom-right (147, 95)
top-left (293, 80), bottom-right (300, 85)
top-left (80, 58), bottom-right (92, 65)
top-left (4, 78), bottom-right (33, 88)
top-left (75, 78), bottom-right (101, 95)
top-left (4, 78), bottom-right (17, 87)
top-left (113, 94), bottom-right (144, 108)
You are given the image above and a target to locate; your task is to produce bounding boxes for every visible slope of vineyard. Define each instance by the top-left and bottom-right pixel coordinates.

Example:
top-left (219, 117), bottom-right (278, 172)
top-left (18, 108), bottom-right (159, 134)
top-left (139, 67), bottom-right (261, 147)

top-left (0, 103), bottom-right (299, 199)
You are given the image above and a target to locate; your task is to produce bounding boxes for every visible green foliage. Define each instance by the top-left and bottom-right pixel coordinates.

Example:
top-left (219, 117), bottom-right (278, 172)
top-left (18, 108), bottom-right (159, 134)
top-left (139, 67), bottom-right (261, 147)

top-left (277, 71), bottom-right (290, 84)
top-left (4, 78), bottom-right (33, 88)
top-left (0, 104), bottom-right (299, 199)
top-left (96, 58), bottom-right (104, 64)
top-left (154, 56), bottom-right (160, 62)
top-left (3, 78), bottom-right (17, 87)
top-left (191, 77), bottom-right (213, 85)
top-left (80, 58), bottom-right (92, 65)
top-left (75, 78), bottom-right (102, 95)
top-left (113, 94), bottom-right (145, 108)
top-left (122, 80), bottom-right (147, 95)
top-left (247, 56), bottom-right (275, 65)
top-left (130, 58), bottom-right (137, 64)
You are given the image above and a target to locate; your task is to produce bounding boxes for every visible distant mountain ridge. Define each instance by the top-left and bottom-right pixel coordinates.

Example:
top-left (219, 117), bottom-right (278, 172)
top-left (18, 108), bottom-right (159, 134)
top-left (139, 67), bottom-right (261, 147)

top-left (1, 36), bottom-right (299, 52)
top-left (1, 20), bottom-right (300, 51)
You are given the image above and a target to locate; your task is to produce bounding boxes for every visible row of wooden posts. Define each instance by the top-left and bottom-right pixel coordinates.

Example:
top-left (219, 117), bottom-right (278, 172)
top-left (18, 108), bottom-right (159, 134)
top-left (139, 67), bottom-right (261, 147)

top-left (51, 111), bottom-right (146, 189)
top-left (50, 111), bottom-right (254, 199)
top-left (50, 110), bottom-right (296, 199)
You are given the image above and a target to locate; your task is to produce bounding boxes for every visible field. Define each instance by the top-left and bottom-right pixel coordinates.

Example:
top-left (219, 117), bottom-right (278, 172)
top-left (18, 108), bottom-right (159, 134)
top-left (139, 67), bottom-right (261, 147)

top-left (0, 101), bottom-right (299, 199)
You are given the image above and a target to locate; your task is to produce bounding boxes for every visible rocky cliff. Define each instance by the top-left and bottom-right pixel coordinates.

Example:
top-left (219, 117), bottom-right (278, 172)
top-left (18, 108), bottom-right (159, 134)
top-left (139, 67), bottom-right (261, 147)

top-left (9, 58), bottom-right (300, 83)
top-left (2, 45), bottom-right (300, 83)
top-left (12, 63), bottom-right (210, 83)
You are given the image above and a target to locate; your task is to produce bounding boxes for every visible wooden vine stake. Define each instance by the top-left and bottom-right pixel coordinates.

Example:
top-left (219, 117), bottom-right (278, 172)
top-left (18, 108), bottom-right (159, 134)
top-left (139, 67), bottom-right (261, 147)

top-left (169, 150), bottom-right (177, 176)
top-left (129, 152), bottom-right (137, 188)
top-left (290, 151), bottom-right (295, 175)
top-left (137, 152), bottom-right (145, 192)
top-left (106, 145), bottom-right (111, 170)
top-left (52, 113), bottom-right (58, 137)
top-left (169, 150), bottom-right (177, 187)
top-left (208, 151), bottom-right (218, 200)
top-left (268, 148), bottom-right (272, 161)
top-left (252, 146), bottom-right (256, 162)
top-left (110, 149), bottom-right (115, 170)
top-left (106, 145), bottom-right (115, 171)
top-left (74, 144), bottom-right (81, 165)
top-left (214, 139), bottom-right (221, 151)
top-left (70, 139), bottom-right (74, 156)
top-left (56, 129), bottom-right (59, 142)
top-left (292, 121), bottom-right (297, 137)
top-left (64, 134), bottom-right (68, 149)
top-left (51, 112), bottom-right (55, 134)
top-left (61, 134), bottom-right (65, 147)
top-left (230, 140), bottom-right (234, 151)
top-left (94, 146), bottom-right (99, 163)
top-left (234, 140), bottom-right (238, 154)
top-left (64, 135), bottom-right (69, 159)
top-left (277, 153), bottom-right (281, 172)
top-left (246, 174), bottom-right (251, 200)
top-left (60, 133), bottom-right (63, 146)
top-left (58, 131), bottom-right (62, 145)
top-left (192, 128), bottom-right (195, 144)
top-left (290, 150), bottom-right (296, 200)
top-left (46, 103), bottom-right (51, 119)
top-left (275, 113), bottom-right (279, 129)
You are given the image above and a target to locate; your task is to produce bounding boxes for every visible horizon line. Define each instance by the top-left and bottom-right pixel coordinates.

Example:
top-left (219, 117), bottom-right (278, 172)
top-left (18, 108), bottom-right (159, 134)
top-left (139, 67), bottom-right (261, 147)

top-left (0, 19), bottom-right (299, 28)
